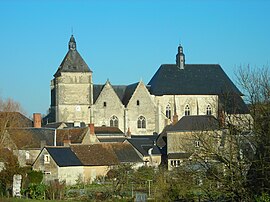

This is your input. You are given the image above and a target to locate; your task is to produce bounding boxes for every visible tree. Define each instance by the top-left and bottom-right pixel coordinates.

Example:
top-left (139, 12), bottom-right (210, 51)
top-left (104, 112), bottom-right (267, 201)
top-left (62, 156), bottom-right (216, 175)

top-left (236, 65), bottom-right (270, 197)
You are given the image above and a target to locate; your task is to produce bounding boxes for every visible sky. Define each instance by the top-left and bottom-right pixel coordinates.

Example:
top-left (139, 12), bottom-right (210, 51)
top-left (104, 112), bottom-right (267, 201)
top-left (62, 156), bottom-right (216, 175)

top-left (0, 0), bottom-right (269, 117)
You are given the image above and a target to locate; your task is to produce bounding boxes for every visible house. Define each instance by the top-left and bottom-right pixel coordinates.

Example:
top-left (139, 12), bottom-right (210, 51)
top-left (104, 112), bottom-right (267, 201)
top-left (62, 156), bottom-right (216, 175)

top-left (33, 142), bottom-right (143, 185)
top-left (46, 35), bottom-right (250, 136)
top-left (156, 115), bottom-right (222, 170)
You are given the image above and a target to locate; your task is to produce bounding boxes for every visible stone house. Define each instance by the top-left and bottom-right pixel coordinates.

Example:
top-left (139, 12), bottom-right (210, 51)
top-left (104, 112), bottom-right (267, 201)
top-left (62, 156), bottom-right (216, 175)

top-left (33, 142), bottom-right (143, 185)
top-left (156, 115), bottom-right (223, 170)
top-left (46, 35), bottom-right (250, 136)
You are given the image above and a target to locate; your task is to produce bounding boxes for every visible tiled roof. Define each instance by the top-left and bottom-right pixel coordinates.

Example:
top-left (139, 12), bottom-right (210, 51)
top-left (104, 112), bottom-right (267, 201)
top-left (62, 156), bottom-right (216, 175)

top-left (43, 122), bottom-right (67, 129)
top-left (71, 144), bottom-right (119, 166)
top-left (94, 126), bottom-right (124, 135)
top-left (110, 143), bottom-right (143, 163)
top-left (46, 147), bottom-right (82, 167)
top-left (98, 137), bottom-right (126, 143)
top-left (167, 115), bottom-right (220, 131)
top-left (7, 128), bottom-right (55, 149)
top-left (56, 127), bottom-right (88, 145)
top-left (0, 112), bottom-right (32, 128)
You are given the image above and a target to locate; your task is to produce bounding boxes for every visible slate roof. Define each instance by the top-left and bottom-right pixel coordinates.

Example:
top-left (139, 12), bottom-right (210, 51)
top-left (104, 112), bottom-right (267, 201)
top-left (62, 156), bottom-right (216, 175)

top-left (54, 35), bottom-right (92, 77)
top-left (43, 122), bottom-right (67, 129)
top-left (148, 64), bottom-right (242, 95)
top-left (46, 147), bottom-right (82, 167)
top-left (127, 135), bottom-right (161, 156)
top-left (167, 115), bottom-right (220, 132)
top-left (110, 143), bottom-right (143, 163)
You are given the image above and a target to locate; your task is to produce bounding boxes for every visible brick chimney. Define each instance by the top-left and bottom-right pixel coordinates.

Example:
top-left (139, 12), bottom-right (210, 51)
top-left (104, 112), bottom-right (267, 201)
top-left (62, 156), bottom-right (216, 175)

top-left (33, 113), bottom-right (41, 128)
top-left (63, 139), bottom-right (71, 147)
top-left (89, 123), bottom-right (95, 135)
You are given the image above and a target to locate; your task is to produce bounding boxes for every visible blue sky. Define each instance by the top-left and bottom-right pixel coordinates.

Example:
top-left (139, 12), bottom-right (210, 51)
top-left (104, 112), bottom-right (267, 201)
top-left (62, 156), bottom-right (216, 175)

top-left (0, 0), bottom-right (269, 116)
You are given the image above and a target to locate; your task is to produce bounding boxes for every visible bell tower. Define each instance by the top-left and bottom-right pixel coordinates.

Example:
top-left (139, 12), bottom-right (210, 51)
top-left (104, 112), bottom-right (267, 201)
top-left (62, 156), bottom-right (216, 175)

top-left (50, 35), bottom-right (93, 125)
top-left (176, 45), bottom-right (185, 69)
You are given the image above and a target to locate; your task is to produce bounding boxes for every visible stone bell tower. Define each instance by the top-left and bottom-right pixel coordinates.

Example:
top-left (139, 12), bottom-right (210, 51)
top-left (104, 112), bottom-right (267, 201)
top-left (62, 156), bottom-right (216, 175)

top-left (50, 35), bottom-right (93, 125)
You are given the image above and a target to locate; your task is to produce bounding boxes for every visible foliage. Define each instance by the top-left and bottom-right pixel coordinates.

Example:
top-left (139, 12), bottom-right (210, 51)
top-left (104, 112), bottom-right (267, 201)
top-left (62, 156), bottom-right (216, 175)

top-left (27, 170), bottom-right (43, 184)
top-left (21, 183), bottom-right (46, 200)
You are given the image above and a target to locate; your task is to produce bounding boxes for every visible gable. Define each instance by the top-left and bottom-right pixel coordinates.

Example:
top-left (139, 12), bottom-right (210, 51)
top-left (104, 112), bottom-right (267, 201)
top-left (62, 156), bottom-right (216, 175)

top-left (127, 81), bottom-right (155, 108)
top-left (94, 82), bottom-right (124, 108)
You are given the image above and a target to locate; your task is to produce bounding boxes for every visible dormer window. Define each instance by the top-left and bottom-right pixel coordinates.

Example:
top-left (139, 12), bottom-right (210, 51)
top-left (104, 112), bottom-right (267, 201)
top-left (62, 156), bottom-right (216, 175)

top-left (184, 105), bottom-right (190, 116)
top-left (103, 102), bottom-right (107, 107)
top-left (206, 105), bottom-right (212, 115)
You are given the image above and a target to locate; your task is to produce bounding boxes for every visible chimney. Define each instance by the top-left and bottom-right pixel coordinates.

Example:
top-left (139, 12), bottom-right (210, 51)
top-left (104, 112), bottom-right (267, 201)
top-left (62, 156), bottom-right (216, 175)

top-left (127, 127), bottom-right (131, 137)
top-left (172, 114), bottom-right (178, 125)
top-left (63, 139), bottom-right (71, 147)
top-left (89, 123), bottom-right (95, 135)
top-left (33, 113), bottom-right (41, 128)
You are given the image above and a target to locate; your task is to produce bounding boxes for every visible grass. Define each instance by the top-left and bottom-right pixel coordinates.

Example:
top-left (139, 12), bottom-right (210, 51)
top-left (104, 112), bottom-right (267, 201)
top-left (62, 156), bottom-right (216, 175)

top-left (0, 198), bottom-right (66, 202)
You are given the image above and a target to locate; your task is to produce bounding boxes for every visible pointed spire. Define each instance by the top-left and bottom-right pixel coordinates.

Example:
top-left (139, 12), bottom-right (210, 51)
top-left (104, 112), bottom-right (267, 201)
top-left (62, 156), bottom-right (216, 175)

top-left (176, 44), bottom-right (185, 69)
top-left (68, 35), bottom-right (76, 50)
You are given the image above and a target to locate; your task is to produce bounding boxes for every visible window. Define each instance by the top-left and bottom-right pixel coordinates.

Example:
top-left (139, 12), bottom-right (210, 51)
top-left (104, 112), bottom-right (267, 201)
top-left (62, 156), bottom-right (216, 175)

top-left (44, 154), bottom-right (50, 164)
top-left (137, 100), bottom-right (140, 106)
top-left (137, 116), bottom-right (146, 129)
top-left (170, 160), bottom-right (181, 167)
top-left (110, 115), bottom-right (119, 127)
top-left (166, 104), bottom-right (171, 119)
top-left (184, 105), bottom-right (190, 116)
top-left (195, 140), bottom-right (200, 148)
top-left (206, 105), bottom-right (212, 115)
top-left (103, 102), bottom-right (107, 107)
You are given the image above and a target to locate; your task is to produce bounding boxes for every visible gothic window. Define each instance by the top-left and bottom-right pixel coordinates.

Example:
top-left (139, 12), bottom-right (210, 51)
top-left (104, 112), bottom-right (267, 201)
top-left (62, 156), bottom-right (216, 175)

top-left (166, 104), bottom-right (171, 119)
top-left (103, 102), bottom-right (107, 107)
top-left (137, 100), bottom-right (140, 106)
top-left (184, 105), bottom-right (190, 116)
top-left (110, 115), bottom-right (119, 128)
top-left (137, 116), bottom-right (146, 129)
top-left (206, 105), bottom-right (212, 115)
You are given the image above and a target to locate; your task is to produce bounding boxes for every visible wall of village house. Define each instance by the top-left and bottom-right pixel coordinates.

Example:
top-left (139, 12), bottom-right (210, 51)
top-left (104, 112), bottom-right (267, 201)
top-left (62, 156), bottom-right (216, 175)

top-left (83, 166), bottom-right (109, 183)
top-left (32, 149), bottom-right (59, 184)
top-left (92, 82), bottom-right (125, 132)
top-left (126, 82), bottom-right (156, 135)
top-left (155, 95), bottom-right (219, 133)
top-left (53, 72), bottom-right (92, 124)
top-left (58, 166), bottom-right (84, 185)
top-left (16, 149), bottom-right (40, 167)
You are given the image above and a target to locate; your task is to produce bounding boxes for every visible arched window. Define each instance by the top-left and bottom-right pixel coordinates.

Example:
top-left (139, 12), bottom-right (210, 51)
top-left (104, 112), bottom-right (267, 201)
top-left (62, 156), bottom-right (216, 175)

top-left (110, 115), bottom-right (119, 127)
top-left (137, 116), bottom-right (146, 129)
top-left (166, 104), bottom-right (171, 119)
top-left (206, 105), bottom-right (212, 115)
top-left (184, 105), bottom-right (190, 116)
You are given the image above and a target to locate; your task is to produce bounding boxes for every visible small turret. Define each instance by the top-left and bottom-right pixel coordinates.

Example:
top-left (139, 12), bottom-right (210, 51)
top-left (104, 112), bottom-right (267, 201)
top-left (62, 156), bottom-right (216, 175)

top-left (68, 35), bottom-right (76, 50)
top-left (176, 45), bottom-right (185, 69)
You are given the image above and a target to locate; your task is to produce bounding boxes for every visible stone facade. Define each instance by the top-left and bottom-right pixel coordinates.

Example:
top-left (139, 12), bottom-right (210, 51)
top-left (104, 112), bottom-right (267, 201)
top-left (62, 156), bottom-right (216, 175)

top-left (49, 35), bottom-right (249, 135)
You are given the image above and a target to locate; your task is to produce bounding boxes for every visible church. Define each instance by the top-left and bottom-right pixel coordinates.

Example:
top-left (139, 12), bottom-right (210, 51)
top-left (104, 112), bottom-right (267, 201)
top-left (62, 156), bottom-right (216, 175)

top-left (47, 35), bottom-right (249, 135)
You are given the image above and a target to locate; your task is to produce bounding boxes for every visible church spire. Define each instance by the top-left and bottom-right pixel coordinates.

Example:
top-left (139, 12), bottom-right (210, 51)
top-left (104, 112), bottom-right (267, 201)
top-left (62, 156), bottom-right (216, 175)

top-left (68, 35), bottom-right (76, 51)
top-left (176, 44), bottom-right (185, 69)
